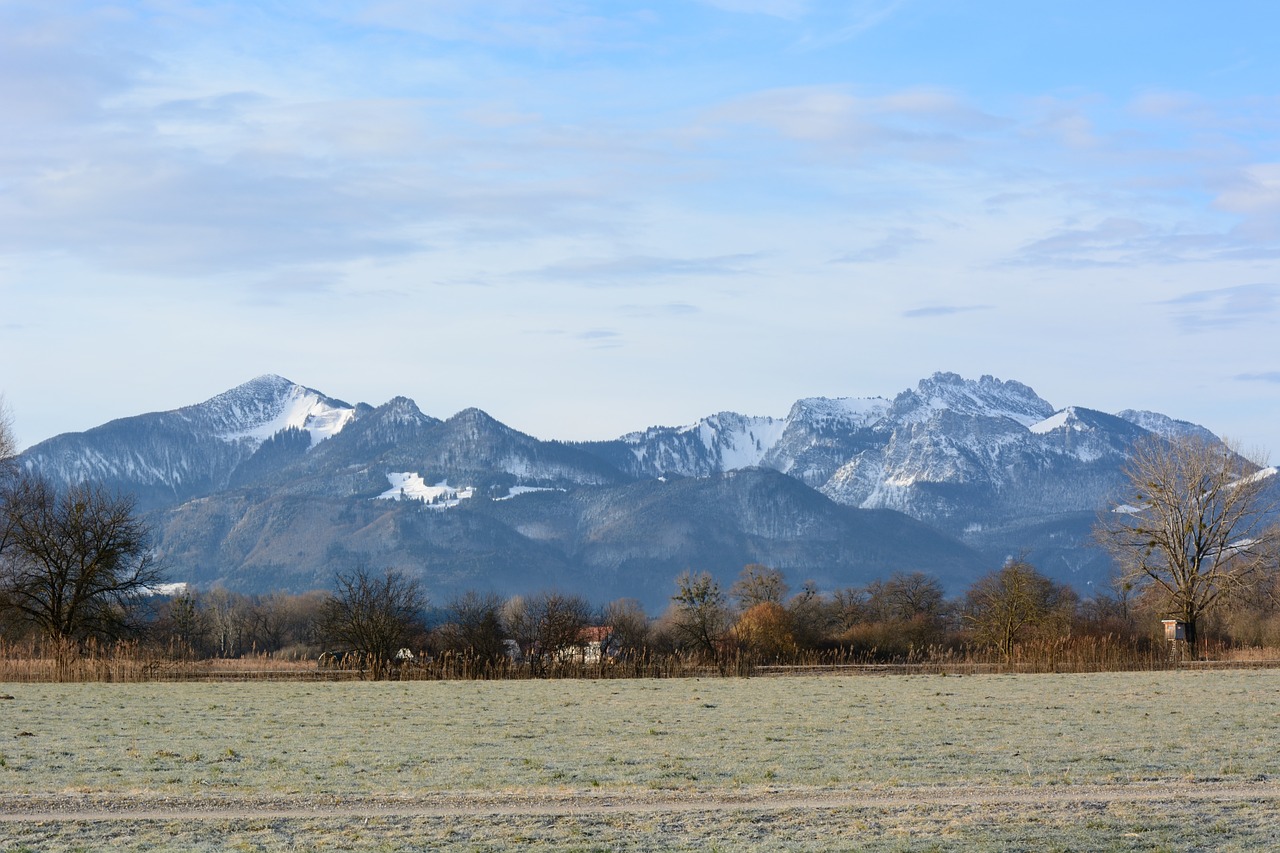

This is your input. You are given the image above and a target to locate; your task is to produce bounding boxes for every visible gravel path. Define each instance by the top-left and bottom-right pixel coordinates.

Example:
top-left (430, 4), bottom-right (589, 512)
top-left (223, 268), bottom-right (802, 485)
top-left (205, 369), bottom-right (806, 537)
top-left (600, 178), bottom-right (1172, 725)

top-left (4, 780), bottom-right (1277, 823)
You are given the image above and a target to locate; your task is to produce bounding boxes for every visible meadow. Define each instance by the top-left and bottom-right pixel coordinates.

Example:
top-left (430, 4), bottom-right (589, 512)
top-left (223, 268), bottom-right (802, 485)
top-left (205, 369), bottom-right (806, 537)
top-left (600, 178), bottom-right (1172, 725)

top-left (3, 671), bottom-right (1280, 850)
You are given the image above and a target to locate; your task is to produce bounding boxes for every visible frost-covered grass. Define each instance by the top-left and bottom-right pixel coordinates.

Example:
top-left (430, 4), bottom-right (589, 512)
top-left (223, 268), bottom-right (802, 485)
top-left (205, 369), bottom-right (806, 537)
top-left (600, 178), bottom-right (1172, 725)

top-left (3, 671), bottom-right (1280, 849)
top-left (5, 671), bottom-right (1280, 795)
top-left (7, 798), bottom-right (1280, 852)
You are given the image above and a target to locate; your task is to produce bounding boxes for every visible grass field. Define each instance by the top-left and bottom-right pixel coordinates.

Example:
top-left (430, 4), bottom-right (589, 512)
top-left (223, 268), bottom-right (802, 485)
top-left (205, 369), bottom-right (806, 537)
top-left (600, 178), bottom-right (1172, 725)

top-left (3, 670), bottom-right (1280, 850)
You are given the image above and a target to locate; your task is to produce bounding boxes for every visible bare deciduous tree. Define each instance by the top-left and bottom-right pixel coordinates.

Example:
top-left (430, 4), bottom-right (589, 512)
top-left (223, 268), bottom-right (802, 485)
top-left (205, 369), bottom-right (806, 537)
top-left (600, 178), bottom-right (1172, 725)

top-left (437, 590), bottom-right (507, 663)
top-left (156, 591), bottom-right (208, 658)
top-left (602, 597), bottom-right (650, 659)
top-left (246, 590), bottom-right (325, 654)
top-left (964, 559), bottom-right (1076, 659)
top-left (1095, 435), bottom-right (1278, 652)
top-left (535, 592), bottom-right (594, 667)
top-left (667, 570), bottom-right (730, 662)
top-left (785, 580), bottom-right (829, 649)
top-left (871, 571), bottom-right (947, 623)
top-left (502, 591), bottom-right (594, 673)
top-left (151, 588), bottom-right (325, 659)
top-left (0, 475), bottom-right (162, 644)
top-left (829, 586), bottom-right (870, 635)
top-left (730, 564), bottom-right (788, 611)
top-left (317, 567), bottom-right (426, 677)
top-left (201, 586), bottom-right (255, 657)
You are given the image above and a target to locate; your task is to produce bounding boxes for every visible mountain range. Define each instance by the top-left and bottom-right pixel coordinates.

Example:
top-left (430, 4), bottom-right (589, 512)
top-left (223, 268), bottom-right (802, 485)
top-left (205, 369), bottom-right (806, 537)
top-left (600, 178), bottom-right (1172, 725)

top-left (14, 372), bottom-right (1235, 610)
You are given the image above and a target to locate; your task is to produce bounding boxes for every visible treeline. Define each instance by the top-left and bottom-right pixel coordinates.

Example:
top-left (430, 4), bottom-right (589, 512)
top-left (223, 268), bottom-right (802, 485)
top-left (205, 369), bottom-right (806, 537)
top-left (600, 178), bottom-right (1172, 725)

top-left (3, 557), bottom-right (1276, 680)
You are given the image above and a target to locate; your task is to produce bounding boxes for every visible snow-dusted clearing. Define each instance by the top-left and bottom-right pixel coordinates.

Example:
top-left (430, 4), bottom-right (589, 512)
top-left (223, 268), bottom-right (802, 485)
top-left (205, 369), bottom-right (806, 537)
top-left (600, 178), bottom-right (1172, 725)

top-left (376, 473), bottom-right (474, 506)
top-left (494, 485), bottom-right (562, 500)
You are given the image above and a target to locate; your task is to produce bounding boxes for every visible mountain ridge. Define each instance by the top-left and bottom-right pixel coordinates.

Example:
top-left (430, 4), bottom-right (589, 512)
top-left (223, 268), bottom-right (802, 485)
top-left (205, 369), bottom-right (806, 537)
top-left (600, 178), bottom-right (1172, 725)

top-left (14, 371), bottom-right (1251, 605)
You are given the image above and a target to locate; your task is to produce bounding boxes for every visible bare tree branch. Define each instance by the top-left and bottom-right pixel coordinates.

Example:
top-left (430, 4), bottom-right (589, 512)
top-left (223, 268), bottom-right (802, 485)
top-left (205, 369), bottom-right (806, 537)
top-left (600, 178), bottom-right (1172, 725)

top-left (0, 394), bottom-right (15, 465)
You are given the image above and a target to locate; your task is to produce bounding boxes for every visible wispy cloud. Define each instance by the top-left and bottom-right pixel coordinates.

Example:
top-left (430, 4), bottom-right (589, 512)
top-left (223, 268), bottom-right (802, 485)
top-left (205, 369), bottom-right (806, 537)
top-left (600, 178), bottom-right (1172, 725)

top-left (793, 1), bottom-right (908, 50)
top-left (535, 327), bottom-right (625, 349)
top-left (1009, 218), bottom-right (1152, 268)
top-left (1006, 215), bottom-right (1280, 269)
top-left (701, 85), bottom-right (1002, 163)
top-left (620, 302), bottom-right (702, 317)
top-left (1126, 90), bottom-right (1280, 135)
top-left (1214, 163), bottom-right (1280, 240)
top-left (695, 0), bottom-right (906, 44)
top-left (350, 2), bottom-right (648, 53)
top-left (831, 228), bottom-right (927, 263)
top-left (903, 305), bottom-right (992, 318)
top-left (529, 253), bottom-right (760, 285)
top-left (577, 329), bottom-right (622, 347)
top-left (1236, 371), bottom-right (1280, 384)
top-left (1022, 96), bottom-right (1105, 150)
top-left (1163, 283), bottom-right (1280, 331)
top-left (153, 92), bottom-right (270, 122)
top-left (0, 7), bottom-right (676, 281)
top-left (248, 268), bottom-right (343, 302)
top-left (698, 0), bottom-right (810, 19)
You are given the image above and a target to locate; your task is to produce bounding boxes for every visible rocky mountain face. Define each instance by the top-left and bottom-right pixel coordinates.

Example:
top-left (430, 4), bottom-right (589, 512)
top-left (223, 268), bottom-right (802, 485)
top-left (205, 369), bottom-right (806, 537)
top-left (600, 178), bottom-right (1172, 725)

top-left (581, 373), bottom-right (1155, 526)
top-left (15, 372), bottom-right (1236, 606)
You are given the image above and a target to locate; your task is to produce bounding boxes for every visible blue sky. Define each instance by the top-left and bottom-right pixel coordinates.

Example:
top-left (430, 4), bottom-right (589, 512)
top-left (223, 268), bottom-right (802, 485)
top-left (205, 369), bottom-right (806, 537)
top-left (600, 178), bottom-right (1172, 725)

top-left (2, 1), bottom-right (1279, 452)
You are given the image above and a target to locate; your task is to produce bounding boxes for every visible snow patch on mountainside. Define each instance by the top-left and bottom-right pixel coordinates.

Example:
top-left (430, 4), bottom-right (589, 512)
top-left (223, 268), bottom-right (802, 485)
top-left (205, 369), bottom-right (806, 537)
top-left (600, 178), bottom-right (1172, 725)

top-left (685, 414), bottom-right (788, 470)
top-left (1028, 409), bottom-right (1102, 461)
top-left (377, 473), bottom-right (474, 507)
top-left (221, 384), bottom-right (354, 448)
top-left (496, 486), bottom-right (564, 500)
top-left (618, 412), bottom-right (786, 474)
top-left (1029, 409), bottom-right (1072, 435)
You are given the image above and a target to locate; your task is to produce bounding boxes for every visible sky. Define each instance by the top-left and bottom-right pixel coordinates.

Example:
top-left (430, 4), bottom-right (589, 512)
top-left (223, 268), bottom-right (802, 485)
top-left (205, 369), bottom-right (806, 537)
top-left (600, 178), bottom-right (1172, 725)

top-left (2, 1), bottom-right (1279, 453)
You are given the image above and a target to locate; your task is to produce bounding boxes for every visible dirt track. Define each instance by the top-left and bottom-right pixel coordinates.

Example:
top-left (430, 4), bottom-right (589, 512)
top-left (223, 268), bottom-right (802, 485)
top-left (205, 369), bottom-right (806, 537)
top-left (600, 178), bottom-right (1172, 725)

top-left (4, 780), bottom-right (1277, 823)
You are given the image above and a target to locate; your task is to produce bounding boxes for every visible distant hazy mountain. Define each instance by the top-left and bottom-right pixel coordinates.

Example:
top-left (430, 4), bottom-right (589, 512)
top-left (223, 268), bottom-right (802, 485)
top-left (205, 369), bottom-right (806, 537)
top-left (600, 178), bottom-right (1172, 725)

top-left (16, 371), bottom-right (1245, 604)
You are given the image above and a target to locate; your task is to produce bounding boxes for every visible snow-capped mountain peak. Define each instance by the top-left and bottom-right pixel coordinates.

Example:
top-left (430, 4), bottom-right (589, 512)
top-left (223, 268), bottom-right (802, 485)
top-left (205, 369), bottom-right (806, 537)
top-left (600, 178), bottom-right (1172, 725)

top-left (17, 374), bottom-right (357, 509)
top-left (616, 411), bottom-right (785, 476)
top-left (189, 375), bottom-right (355, 449)
top-left (787, 396), bottom-right (890, 430)
top-left (891, 372), bottom-right (1055, 426)
top-left (1115, 409), bottom-right (1219, 444)
top-left (678, 412), bottom-right (788, 470)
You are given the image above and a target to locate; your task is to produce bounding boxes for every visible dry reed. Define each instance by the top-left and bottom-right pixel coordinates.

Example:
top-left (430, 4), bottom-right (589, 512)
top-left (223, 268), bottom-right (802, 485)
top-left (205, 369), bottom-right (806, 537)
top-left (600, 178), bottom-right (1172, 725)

top-left (3, 633), bottom-right (1277, 683)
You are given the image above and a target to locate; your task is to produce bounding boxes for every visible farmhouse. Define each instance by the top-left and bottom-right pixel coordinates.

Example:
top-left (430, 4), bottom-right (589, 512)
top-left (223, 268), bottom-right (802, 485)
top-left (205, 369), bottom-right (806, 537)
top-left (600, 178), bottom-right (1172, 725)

top-left (575, 626), bottom-right (617, 664)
